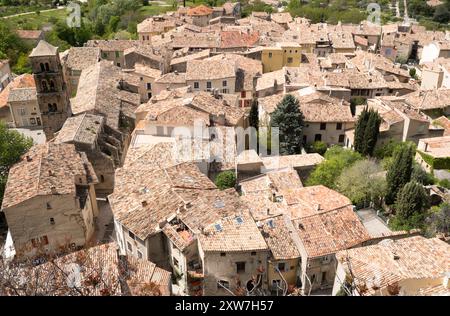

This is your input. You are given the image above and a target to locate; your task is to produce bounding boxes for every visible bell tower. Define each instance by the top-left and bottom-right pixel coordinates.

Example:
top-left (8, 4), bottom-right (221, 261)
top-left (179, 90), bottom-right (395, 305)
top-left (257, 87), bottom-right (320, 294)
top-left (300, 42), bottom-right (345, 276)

top-left (29, 40), bottom-right (71, 140)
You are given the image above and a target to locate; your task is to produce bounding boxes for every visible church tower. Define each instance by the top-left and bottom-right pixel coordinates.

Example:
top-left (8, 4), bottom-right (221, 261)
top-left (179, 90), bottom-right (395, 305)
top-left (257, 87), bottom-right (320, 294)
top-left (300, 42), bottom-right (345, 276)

top-left (29, 40), bottom-right (71, 140)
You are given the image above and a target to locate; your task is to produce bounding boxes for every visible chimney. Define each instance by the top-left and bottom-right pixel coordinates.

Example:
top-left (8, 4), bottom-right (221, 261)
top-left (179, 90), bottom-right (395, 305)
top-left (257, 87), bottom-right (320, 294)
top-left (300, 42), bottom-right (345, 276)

top-left (26, 155), bottom-right (32, 162)
top-left (142, 200), bottom-right (148, 207)
top-left (266, 208), bottom-right (270, 215)
top-left (316, 204), bottom-right (321, 211)
top-left (50, 186), bottom-right (57, 194)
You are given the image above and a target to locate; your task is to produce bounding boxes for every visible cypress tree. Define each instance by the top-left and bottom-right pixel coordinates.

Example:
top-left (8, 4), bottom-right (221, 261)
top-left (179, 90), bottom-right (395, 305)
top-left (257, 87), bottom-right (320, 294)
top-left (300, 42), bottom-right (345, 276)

top-left (249, 99), bottom-right (259, 130)
top-left (271, 94), bottom-right (305, 155)
top-left (385, 144), bottom-right (414, 204)
top-left (362, 109), bottom-right (381, 156)
top-left (353, 107), bottom-right (370, 154)
top-left (391, 181), bottom-right (430, 230)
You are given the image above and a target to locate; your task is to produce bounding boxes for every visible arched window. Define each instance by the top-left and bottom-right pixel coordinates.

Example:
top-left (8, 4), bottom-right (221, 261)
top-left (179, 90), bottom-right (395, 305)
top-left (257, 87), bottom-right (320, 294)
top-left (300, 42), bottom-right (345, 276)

top-left (48, 103), bottom-right (57, 113)
top-left (49, 80), bottom-right (55, 91)
top-left (40, 63), bottom-right (45, 72)
top-left (42, 80), bottom-right (48, 92)
top-left (45, 63), bottom-right (50, 71)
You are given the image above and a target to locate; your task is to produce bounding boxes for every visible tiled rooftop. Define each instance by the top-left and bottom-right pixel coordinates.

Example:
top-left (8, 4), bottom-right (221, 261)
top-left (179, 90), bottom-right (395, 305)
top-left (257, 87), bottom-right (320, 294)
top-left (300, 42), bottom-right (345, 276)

top-left (2, 143), bottom-right (98, 210)
top-left (55, 113), bottom-right (104, 145)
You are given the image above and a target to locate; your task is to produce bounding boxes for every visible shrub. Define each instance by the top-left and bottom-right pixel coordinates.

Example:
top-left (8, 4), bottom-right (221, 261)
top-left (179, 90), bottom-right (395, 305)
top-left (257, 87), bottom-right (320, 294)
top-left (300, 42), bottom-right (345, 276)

top-left (214, 171), bottom-right (236, 190)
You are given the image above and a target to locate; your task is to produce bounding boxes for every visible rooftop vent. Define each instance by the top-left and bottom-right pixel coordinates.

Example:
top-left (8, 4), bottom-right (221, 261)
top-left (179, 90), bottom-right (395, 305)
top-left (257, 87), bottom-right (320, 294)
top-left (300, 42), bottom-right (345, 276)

top-left (142, 200), bottom-right (148, 207)
top-left (268, 219), bottom-right (275, 229)
top-left (235, 216), bottom-right (243, 225)
top-left (214, 200), bottom-right (225, 208)
top-left (26, 155), bottom-right (32, 162)
top-left (214, 223), bottom-right (223, 232)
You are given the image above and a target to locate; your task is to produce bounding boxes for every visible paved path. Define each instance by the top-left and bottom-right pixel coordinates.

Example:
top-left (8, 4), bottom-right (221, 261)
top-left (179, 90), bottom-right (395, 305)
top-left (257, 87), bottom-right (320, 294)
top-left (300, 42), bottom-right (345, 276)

top-left (356, 208), bottom-right (392, 237)
top-left (1, 6), bottom-right (65, 19)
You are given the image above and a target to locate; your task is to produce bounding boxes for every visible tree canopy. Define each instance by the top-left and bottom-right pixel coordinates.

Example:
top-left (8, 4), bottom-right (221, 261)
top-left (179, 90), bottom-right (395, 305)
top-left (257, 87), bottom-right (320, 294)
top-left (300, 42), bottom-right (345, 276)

top-left (385, 142), bottom-right (415, 204)
top-left (271, 94), bottom-right (304, 155)
top-left (306, 146), bottom-right (362, 189)
top-left (353, 107), bottom-right (381, 157)
top-left (214, 171), bottom-right (236, 190)
top-left (390, 181), bottom-right (430, 231)
top-left (336, 159), bottom-right (386, 207)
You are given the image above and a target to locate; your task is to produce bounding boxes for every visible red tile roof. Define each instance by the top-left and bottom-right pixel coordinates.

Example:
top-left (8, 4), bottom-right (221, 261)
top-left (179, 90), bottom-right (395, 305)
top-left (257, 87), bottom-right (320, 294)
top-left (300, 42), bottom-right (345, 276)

top-left (187, 5), bottom-right (213, 16)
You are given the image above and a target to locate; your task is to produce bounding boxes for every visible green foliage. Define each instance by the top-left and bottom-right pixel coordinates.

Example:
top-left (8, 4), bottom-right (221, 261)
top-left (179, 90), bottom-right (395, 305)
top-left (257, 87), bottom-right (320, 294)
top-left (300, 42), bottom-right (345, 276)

top-left (417, 151), bottom-right (450, 170)
top-left (390, 181), bottom-right (430, 231)
top-left (439, 179), bottom-right (450, 189)
top-left (307, 141), bottom-right (327, 156)
top-left (0, 21), bottom-right (31, 68)
top-left (214, 171), bottom-right (236, 190)
top-left (426, 203), bottom-right (450, 236)
top-left (241, 0), bottom-right (273, 17)
top-left (336, 159), bottom-right (386, 206)
top-left (287, 0), bottom-right (368, 24)
top-left (0, 122), bottom-right (33, 205)
top-left (354, 107), bottom-right (381, 157)
top-left (385, 143), bottom-right (415, 204)
top-left (411, 164), bottom-right (435, 186)
top-left (12, 52), bottom-right (32, 74)
top-left (374, 139), bottom-right (404, 160)
top-left (271, 94), bottom-right (305, 155)
top-left (433, 4), bottom-right (450, 24)
top-left (306, 146), bottom-right (362, 189)
top-left (409, 68), bottom-right (416, 78)
top-left (249, 100), bottom-right (259, 130)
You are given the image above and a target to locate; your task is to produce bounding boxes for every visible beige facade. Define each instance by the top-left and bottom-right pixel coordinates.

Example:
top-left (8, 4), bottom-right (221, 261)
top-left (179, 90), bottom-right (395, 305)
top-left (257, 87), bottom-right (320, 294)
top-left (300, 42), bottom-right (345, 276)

top-left (0, 60), bottom-right (12, 92)
top-left (8, 89), bottom-right (42, 128)
top-left (303, 121), bottom-right (353, 147)
top-left (267, 258), bottom-right (300, 294)
top-left (187, 76), bottom-right (236, 94)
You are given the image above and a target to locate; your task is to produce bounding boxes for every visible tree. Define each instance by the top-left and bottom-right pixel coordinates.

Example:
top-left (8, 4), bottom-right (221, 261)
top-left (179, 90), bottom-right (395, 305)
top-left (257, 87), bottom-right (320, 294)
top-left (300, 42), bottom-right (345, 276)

top-left (390, 181), bottom-right (430, 230)
top-left (385, 143), bottom-right (414, 205)
top-left (411, 164), bottom-right (435, 185)
top-left (214, 171), bottom-right (236, 190)
top-left (336, 159), bottom-right (386, 207)
top-left (249, 100), bottom-right (259, 130)
top-left (306, 146), bottom-right (362, 189)
top-left (271, 94), bottom-right (305, 155)
top-left (307, 141), bottom-right (327, 156)
top-left (354, 108), bottom-right (381, 156)
top-left (0, 122), bottom-right (33, 205)
top-left (433, 4), bottom-right (450, 24)
top-left (426, 203), bottom-right (450, 236)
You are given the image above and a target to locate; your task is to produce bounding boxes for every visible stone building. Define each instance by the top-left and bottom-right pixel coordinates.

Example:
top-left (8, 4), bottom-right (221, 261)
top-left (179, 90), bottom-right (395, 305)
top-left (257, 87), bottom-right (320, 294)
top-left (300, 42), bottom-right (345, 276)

top-left (29, 40), bottom-right (72, 140)
top-left (1, 143), bottom-right (98, 259)
top-left (7, 87), bottom-right (42, 128)
top-left (55, 114), bottom-right (120, 195)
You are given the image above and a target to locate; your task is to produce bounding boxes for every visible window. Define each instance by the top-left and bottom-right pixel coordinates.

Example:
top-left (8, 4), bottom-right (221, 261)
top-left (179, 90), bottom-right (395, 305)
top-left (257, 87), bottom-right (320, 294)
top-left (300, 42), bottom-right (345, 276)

top-left (251, 251), bottom-right (256, 256)
top-left (240, 91), bottom-right (246, 98)
top-left (48, 103), bottom-right (57, 113)
top-left (336, 122), bottom-right (342, 130)
top-left (272, 280), bottom-right (281, 289)
top-left (236, 262), bottom-right (246, 273)
top-left (315, 134), bottom-right (322, 142)
top-left (173, 257), bottom-right (179, 268)
top-left (49, 80), bottom-right (55, 90)
top-left (148, 92), bottom-right (152, 99)
top-left (129, 231), bottom-right (135, 240)
top-left (31, 236), bottom-right (48, 248)
top-left (218, 280), bottom-right (230, 289)
top-left (321, 272), bottom-right (327, 285)
top-left (117, 63), bottom-right (121, 67)
top-left (206, 81), bottom-right (212, 90)
top-left (137, 251), bottom-right (143, 259)
top-left (127, 241), bottom-right (132, 252)
top-left (146, 82), bottom-right (151, 90)
top-left (115, 51), bottom-right (120, 58)
top-left (311, 274), bottom-right (316, 284)
top-left (40, 63), bottom-right (45, 72)
top-left (194, 82), bottom-right (199, 89)
top-left (268, 52), bottom-right (273, 58)
top-left (50, 218), bottom-right (55, 225)
top-left (102, 52), bottom-right (107, 59)
top-left (320, 122), bottom-right (326, 130)
top-left (100, 175), bottom-right (105, 183)
top-left (19, 108), bottom-right (26, 116)
top-left (277, 262), bottom-right (286, 272)
top-left (287, 57), bottom-right (293, 63)
top-left (42, 81), bottom-right (48, 92)
top-left (222, 80), bottom-right (227, 87)
top-left (45, 63), bottom-right (50, 71)
top-left (302, 135), bottom-right (307, 144)
top-left (220, 252), bottom-right (226, 257)
top-left (46, 202), bottom-right (52, 209)
top-left (339, 134), bottom-right (345, 143)
top-left (30, 118), bottom-right (36, 125)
